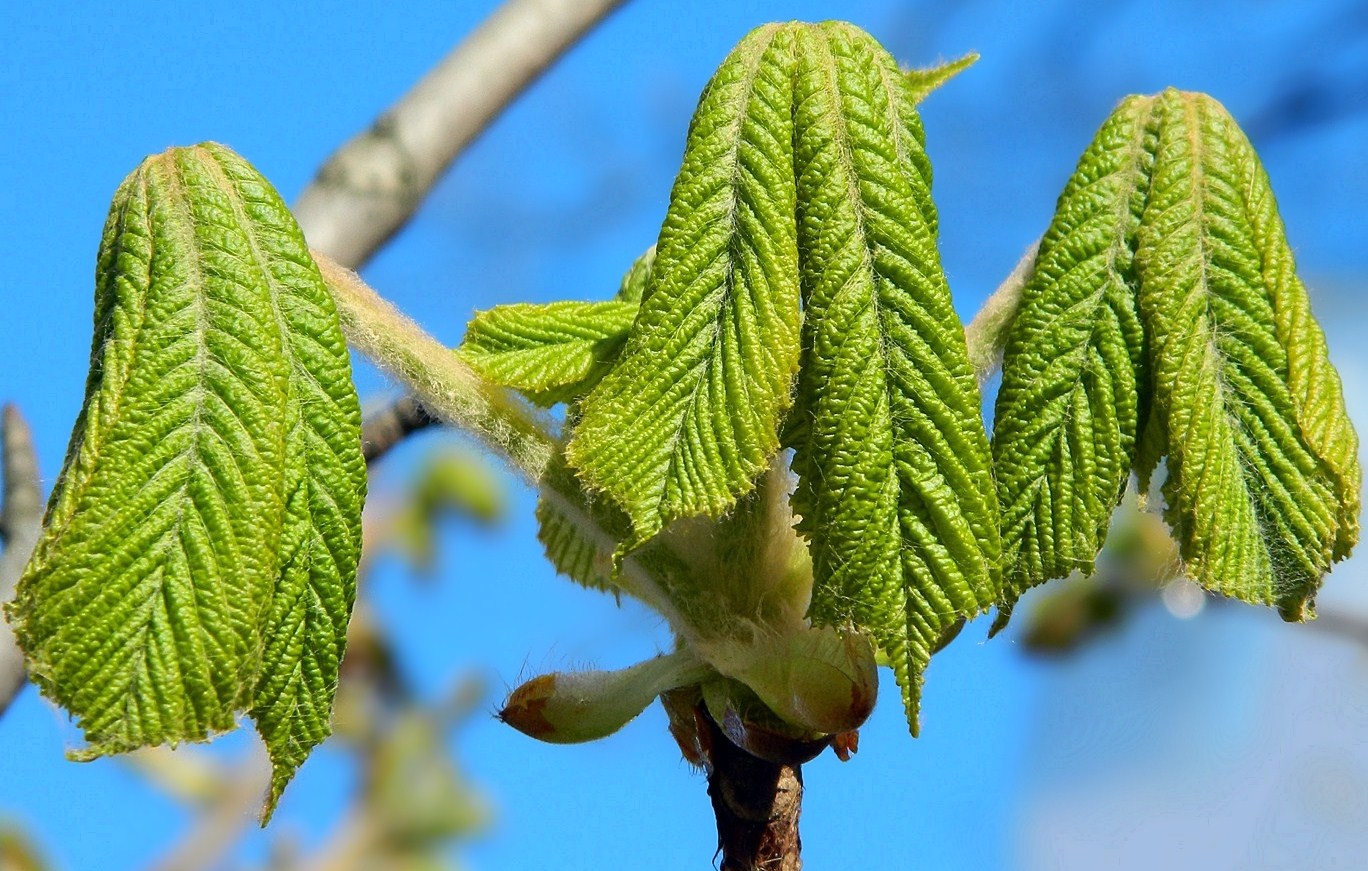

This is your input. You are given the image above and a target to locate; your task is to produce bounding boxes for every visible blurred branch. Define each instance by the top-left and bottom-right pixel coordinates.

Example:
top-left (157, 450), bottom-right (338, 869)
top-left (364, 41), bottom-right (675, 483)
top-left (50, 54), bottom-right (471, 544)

top-left (295, 0), bottom-right (630, 467)
top-left (294, 0), bottom-right (630, 269)
top-left (1244, 7), bottom-right (1368, 145)
top-left (125, 747), bottom-right (233, 808)
top-left (0, 822), bottom-right (50, 871)
top-left (0, 405), bottom-right (41, 717)
top-left (1304, 608), bottom-right (1368, 645)
top-left (145, 748), bottom-right (271, 871)
top-left (362, 396), bottom-right (438, 465)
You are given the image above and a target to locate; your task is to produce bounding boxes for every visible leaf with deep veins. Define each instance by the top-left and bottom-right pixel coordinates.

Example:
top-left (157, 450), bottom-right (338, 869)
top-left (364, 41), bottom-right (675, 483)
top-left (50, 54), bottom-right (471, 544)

top-left (7, 144), bottom-right (364, 818)
top-left (786, 23), bottom-right (1000, 733)
top-left (11, 147), bottom-right (292, 754)
top-left (565, 25), bottom-right (803, 546)
top-left (198, 143), bottom-right (366, 818)
top-left (994, 89), bottom-right (1358, 623)
top-left (456, 248), bottom-right (654, 408)
top-left (1136, 90), bottom-right (1357, 618)
top-left (992, 97), bottom-right (1156, 621)
top-left (459, 301), bottom-right (638, 407)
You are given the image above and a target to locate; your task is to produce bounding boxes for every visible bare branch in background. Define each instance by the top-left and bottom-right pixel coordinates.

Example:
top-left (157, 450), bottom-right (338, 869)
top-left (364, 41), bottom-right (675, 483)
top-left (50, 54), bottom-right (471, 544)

top-left (145, 749), bottom-right (272, 871)
top-left (363, 395), bottom-right (438, 465)
top-left (300, 0), bottom-right (629, 464)
top-left (294, 0), bottom-right (630, 269)
top-left (0, 405), bottom-right (41, 716)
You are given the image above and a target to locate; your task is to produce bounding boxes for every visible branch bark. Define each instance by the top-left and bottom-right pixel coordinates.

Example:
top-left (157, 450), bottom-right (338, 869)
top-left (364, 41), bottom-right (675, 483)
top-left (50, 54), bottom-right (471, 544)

top-left (362, 395), bottom-right (437, 465)
top-left (145, 748), bottom-right (272, 871)
top-left (701, 710), bottom-right (804, 871)
top-left (298, 0), bottom-right (628, 465)
top-left (0, 405), bottom-right (41, 716)
top-left (294, 0), bottom-right (629, 269)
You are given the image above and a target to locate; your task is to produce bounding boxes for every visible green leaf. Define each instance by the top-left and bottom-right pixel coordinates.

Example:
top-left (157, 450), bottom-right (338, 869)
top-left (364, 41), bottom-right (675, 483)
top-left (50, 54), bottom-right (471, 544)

top-left (904, 52), bottom-right (978, 105)
top-left (6, 144), bottom-right (364, 815)
top-left (535, 450), bottom-right (622, 594)
top-left (1136, 90), bottom-right (1357, 618)
top-left (991, 96), bottom-right (1157, 619)
top-left (458, 300), bottom-right (638, 406)
top-left (785, 23), bottom-right (1000, 733)
top-left (213, 153), bottom-right (366, 820)
top-left (565, 25), bottom-right (803, 545)
top-left (994, 89), bottom-right (1358, 623)
top-left (11, 146), bottom-right (292, 753)
top-left (615, 245), bottom-right (656, 303)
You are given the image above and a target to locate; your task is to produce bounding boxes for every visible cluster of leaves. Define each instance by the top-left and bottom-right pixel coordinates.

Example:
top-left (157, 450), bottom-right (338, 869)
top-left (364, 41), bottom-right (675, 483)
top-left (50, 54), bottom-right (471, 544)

top-left (461, 26), bottom-right (1359, 735)
top-left (3, 18), bottom-right (1358, 820)
top-left (465, 22), bottom-right (997, 733)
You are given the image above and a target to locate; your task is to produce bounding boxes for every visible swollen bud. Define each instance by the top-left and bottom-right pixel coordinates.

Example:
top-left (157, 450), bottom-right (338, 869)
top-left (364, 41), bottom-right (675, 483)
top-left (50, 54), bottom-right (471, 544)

top-left (701, 626), bottom-right (878, 736)
top-left (499, 649), bottom-right (710, 744)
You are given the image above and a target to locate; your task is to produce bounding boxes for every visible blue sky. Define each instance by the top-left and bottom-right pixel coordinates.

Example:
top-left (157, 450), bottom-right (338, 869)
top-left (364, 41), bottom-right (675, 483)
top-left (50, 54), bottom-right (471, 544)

top-left (3, 2), bottom-right (1367, 869)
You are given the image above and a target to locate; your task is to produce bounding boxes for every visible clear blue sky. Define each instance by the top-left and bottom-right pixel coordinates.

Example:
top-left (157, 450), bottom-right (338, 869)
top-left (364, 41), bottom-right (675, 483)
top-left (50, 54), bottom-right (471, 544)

top-left (3, 2), bottom-right (1367, 869)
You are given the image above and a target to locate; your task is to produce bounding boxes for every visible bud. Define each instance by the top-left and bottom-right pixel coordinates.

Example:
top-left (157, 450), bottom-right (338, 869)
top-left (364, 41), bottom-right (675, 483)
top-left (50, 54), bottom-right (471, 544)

top-left (499, 649), bottom-right (709, 744)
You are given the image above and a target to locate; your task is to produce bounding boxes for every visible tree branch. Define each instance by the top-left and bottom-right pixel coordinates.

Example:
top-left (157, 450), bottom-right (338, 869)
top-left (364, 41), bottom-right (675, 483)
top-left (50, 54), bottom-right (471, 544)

top-left (145, 748), bottom-right (272, 871)
top-left (700, 709), bottom-right (804, 871)
top-left (294, 0), bottom-right (630, 269)
top-left (0, 405), bottom-right (40, 717)
top-left (362, 395), bottom-right (438, 465)
top-left (297, 0), bottom-right (629, 466)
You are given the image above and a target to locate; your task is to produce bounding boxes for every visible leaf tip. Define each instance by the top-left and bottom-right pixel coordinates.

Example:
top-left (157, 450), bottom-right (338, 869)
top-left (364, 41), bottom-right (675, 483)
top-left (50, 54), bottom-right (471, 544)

top-left (259, 766), bottom-right (293, 826)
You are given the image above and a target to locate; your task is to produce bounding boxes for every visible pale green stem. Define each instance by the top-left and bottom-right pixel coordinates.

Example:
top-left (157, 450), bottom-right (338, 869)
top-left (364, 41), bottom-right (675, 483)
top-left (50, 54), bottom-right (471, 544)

top-left (313, 251), bottom-right (666, 619)
top-left (316, 241), bottom-right (1038, 610)
top-left (314, 251), bottom-right (558, 483)
top-left (963, 239), bottom-right (1038, 387)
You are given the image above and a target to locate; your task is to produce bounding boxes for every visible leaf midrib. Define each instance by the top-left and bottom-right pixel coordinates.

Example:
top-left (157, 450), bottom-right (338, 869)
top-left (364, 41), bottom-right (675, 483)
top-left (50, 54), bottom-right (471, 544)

top-left (1167, 94), bottom-right (1283, 594)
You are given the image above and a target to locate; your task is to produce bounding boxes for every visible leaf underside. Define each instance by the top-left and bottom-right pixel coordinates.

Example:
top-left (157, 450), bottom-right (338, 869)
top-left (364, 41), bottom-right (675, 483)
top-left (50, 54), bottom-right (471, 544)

top-left (536, 451), bottom-right (622, 594)
top-left (7, 144), bottom-right (365, 818)
top-left (993, 88), bottom-right (1358, 622)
